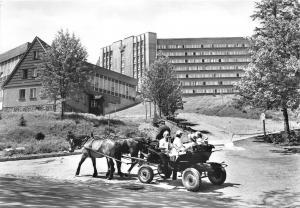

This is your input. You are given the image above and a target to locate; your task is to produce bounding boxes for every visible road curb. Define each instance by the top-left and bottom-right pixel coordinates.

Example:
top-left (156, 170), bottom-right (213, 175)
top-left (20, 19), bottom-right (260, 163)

top-left (0, 151), bottom-right (81, 162)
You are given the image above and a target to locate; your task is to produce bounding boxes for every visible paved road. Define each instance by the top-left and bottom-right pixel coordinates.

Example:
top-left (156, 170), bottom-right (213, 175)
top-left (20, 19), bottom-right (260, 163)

top-left (0, 138), bottom-right (299, 208)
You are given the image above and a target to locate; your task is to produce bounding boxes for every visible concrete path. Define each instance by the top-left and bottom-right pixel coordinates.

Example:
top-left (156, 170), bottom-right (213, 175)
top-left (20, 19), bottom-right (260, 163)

top-left (0, 137), bottom-right (299, 207)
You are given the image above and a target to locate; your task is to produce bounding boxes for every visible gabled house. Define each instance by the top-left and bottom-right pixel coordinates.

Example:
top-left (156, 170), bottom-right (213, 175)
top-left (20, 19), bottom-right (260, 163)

top-left (0, 42), bottom-right (30, 109)
top-left (1, 36), bottom-right (138, 115)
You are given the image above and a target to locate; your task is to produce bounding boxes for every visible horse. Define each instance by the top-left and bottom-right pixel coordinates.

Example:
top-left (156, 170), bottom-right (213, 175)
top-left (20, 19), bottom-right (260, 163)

top-left (75, 136), bottom-right (118, 180)
top-left (113, 137), bottom-right (150, 177)
top-left (66, 131), bottom-right (90, 152)
top-left (74, 133), bottom-right (150, 180)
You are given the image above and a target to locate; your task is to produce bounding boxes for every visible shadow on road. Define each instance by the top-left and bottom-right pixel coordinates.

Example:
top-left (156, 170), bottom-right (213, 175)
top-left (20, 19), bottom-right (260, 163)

top-left (257, 189), bottom-right (300, 207)
top-left (0, 176), bottom-right (244, 208)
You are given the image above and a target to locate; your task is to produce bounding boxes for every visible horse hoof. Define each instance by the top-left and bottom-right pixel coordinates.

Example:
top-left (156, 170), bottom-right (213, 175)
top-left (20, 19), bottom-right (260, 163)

top-left (124, 173), bottom-right (129, 177)
top-left (107, 177), bottom-right (113, 180)
top-left (93, 173), bottom-right (98, 177)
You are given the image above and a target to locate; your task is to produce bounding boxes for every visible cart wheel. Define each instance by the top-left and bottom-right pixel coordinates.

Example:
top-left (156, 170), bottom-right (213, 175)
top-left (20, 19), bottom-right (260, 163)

top-left (182, 168), bottom-right (201, 192)
top-left (138, 166), bottom-right (154, 184)
top-left (208, 167), bottom-right (226, 185)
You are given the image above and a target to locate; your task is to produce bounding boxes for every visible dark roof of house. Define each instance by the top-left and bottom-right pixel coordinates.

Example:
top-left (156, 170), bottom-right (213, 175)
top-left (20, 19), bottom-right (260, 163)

top-left (0, 42), bottom-right (31, 63)
top-left (2, 36), bottom-right (49, 88)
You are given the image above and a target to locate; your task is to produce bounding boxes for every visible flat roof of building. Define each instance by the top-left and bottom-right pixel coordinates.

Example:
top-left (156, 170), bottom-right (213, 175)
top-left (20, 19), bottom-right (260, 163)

top-left (157, 37), bottom-right (248, 43)
top-left (0, 42), bottom-right (31, 63)
top-left (84, 62), bottom-right (138, 86)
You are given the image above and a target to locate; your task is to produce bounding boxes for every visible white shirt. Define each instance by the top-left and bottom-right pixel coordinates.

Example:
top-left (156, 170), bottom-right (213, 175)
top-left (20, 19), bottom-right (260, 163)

top-left (170, 136), bottom-right (185, 156)
top-left (159, 138), bottom-right (169, 151)
top-left (173, 137), bottom-right (184, 151)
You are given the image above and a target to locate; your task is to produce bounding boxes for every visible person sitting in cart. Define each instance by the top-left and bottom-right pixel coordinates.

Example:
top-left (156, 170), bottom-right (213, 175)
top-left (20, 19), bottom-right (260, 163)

top-left (170, 130), bottom-right (190, 180)
top-left (157, 131), bottom-right (172, 178)
top-left (170, 130), bottom-right (186, 156)
top-left (159, 131), bottom-right (171, 153)
top-left (155, 121), bottom-right (171, 141)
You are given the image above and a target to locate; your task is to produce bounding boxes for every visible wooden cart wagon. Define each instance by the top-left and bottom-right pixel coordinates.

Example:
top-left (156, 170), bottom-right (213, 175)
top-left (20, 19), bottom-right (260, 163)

top-left (136, 143), bottom-right (227, 192)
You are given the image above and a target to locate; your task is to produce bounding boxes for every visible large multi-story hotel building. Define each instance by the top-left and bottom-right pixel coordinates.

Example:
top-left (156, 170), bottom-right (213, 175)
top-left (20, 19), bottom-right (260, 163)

top-left (97, 32), bottom-right (250, 95)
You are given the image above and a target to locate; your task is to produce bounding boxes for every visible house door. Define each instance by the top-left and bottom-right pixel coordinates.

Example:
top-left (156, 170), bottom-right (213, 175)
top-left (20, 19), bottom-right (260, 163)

top-left (89, 97), bottom-right (104, 115)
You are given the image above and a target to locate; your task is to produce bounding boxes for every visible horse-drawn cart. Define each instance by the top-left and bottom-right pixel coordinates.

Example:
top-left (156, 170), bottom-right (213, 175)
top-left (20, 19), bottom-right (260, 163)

top-left (136, 144), bottom-right (227, 192)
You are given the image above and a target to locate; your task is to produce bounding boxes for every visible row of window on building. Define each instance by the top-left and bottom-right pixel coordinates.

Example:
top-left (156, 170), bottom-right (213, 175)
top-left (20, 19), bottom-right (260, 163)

top-left (18, 88), bottom-right (37, 101)
top-left (133, 38), bottom-right (146, 80)
top-left (174, 65), bottom-right (247, 71)
top-left (157, 43), bottom-right (249, 50)
top-left (182, 88), bottom-right (235, 94)
top-left (92, 74), bottom-right (136, 99)
top-left (177, 72), bottom-right (243, 79)
top-left (161, 50), bottom-right (249, 57)
top-left (103, 49), bottom-right (113, 70)
top-left (181, 80), bottom-right (237, 86)
top-left (170, 58), bottom-right (251, 64)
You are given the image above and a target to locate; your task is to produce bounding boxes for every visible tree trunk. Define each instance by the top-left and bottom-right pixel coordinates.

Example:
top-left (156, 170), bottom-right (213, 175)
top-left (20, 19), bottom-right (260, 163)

top-left (154, 102), bottom-right (157, 118)
top-left (61, 100), bottom-right (65, 120)
top-left (282, 107), bottom-right (290, 136)
top-left (53, 98), bottom-right (57, 112)
top-left (159, 106), bottom-right (162, 118)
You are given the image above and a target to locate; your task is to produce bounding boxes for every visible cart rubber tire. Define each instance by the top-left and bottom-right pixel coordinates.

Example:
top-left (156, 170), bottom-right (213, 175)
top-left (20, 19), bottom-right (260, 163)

top-left (182, 168), bottom-right (201, 192)
top-left (208, 167), bottom-right (226, 185)
top-left (138, 166), bottom-right (154, 184)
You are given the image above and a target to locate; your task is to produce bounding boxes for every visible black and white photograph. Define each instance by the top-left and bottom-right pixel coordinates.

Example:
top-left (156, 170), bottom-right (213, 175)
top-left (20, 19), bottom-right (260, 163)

top-left (0, 0), bottom-right (299, 207)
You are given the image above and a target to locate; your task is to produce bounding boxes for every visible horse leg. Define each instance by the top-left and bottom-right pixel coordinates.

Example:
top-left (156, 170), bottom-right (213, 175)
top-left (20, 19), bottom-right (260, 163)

top-left (91, 157), bottom-right (98, 177)
top-left (127, 152), bottom-right (138, 175)
top-left (115, 153), bottom-right (124, 177)
top-left (107, 158), bottom-right (115, 180)
top-left (106, 158), bottom-right (110, 178)
top-left (75, 151), bottom-right (88, 176)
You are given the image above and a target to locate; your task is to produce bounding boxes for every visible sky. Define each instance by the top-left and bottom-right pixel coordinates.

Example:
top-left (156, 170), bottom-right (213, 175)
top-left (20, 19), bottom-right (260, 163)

top-left (0, 0), bottom-right (258, 63)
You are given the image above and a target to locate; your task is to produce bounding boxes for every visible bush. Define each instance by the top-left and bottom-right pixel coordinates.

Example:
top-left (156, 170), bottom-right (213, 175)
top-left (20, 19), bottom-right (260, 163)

top-left (35, 132), bottom-right (45, 141)
top-left (7, 128), bottom-right (36, 143)
top-left (104, 127), bottom-right (116, 135)
top-left (19, 115), bottom-right (27, 126)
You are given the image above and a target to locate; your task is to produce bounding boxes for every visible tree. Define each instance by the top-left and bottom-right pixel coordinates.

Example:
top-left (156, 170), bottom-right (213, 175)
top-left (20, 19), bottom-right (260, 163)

top-left (38, 29), bottom-right (90, 119)
top-left (235, 0), bottom-right (300, 138)
top-left (140, 53), bottom-right (183, 117)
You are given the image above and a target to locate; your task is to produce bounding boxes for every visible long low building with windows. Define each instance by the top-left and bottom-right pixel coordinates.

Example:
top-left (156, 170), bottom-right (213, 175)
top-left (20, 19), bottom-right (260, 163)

top-left (1, 36), bottom-right (138, 115)
top-left (97, 32), bottom-right (250, 95)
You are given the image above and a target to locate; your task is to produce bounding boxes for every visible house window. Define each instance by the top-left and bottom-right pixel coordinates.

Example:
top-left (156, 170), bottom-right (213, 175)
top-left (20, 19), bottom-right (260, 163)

top-left (203, 82), bottom-right (206, 86)
top-left (126, 85), bottom-right (129, 97)
top-left (186, 74), bottom-right (189, 78)
top-left (30, 88), bottom-right (37, 100)
top-left (33, 51), bottom-right (40, 60)
top-left (91, 100), bottom-right (97, 108)
top-left (19, 89), bottom-right (26, 101)
top-left (219, 81), bottom-right (223, 85)
top-left (33, 68), bottom-right (38, 78)
top-left (237, 73), bottom-right (240, 77)
top-left (22, 69), bottom-right (28, 79)
top-left (218, 59), bottom-right (222, 62)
